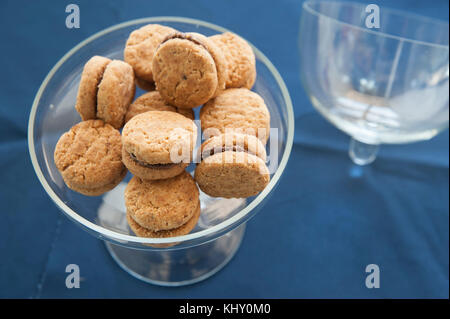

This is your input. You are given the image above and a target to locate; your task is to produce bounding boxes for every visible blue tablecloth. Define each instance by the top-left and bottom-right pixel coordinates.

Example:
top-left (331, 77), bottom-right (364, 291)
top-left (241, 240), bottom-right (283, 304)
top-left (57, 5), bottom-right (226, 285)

top-left (0, 0), bottom-right (448, 298)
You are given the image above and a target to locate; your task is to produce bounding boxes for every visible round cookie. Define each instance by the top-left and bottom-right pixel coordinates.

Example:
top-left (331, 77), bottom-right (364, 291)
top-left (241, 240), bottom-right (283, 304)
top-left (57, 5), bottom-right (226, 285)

top-left (97, 60), bottom-right (136, 129)
top-left (122, 111), bottom-right (197, 180)
top-left (195, 133), bottom-right (270, 198)
top-left (54, 120), bottom-right (126, 196)
top-left (200, 88), bottom-right (270, 143)
top-left (209, 32), bottom-right (256, 89)
top-left (124, 24), bottom-right (177, 83)
top-left (75, 56), bottom-right (111, 121)
top-left (200, 132), bottom-right (267, 162)
top-left (126, 204), bottom-right (200, 248)
top-left (125, 172), bottom-right (200, 231)
top-left (125, 91), bottom-right (194, 123)
top-left (152, 32), bottom-right (227, 108)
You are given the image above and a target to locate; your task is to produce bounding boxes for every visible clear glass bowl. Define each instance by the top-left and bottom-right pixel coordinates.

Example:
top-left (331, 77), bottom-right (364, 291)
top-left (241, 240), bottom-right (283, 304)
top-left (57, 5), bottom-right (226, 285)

top-left (28, 17), bottom-right (294, 285)
top-left (299, 1), bottom-right (449, 165)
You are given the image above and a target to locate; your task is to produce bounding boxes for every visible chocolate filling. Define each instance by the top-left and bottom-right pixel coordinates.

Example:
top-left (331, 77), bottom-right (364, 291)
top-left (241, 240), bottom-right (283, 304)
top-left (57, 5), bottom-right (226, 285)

top-left (201, 145), bottom-right (257, 161)
top-left (95, 62), bottom-right (109, 116)
top-left (160, 32), bottom-right (208, 50)
top-left (129, 153), bottom-right (177, 170)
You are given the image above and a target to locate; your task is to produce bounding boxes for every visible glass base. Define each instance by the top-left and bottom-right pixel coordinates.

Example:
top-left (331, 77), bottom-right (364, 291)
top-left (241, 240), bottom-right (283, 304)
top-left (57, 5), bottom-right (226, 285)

top-left (105, 224), bottom-right (246, 286)
top-left (349, 138), bottom-right (379, 165)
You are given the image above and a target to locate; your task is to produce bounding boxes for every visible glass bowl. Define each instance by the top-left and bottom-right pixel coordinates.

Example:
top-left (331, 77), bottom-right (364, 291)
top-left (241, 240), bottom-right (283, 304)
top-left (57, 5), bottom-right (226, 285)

top-left (28, 17), bottom-right (294, 286)
top-left (299, 0), bottom-right (449, 165)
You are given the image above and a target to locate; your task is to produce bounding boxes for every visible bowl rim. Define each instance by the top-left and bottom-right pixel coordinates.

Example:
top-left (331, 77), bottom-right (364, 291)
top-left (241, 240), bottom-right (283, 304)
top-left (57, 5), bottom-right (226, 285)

top-left (303, 0), bottom-right (450, 50)
top-left (28, 16), bottom-right (295, 245)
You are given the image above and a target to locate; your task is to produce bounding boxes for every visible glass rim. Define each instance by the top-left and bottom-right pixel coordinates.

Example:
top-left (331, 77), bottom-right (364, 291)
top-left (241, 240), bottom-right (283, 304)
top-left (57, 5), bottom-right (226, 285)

top-left (28, 16), bottom-right (295, 245)
top-left (303, 0), bottom-right (450, 50)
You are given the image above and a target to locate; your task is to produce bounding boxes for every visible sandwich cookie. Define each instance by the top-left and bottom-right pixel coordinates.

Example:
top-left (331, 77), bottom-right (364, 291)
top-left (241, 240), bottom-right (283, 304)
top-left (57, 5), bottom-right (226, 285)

top-left (75, 56), bottom-right (135, 129)
top-left (195, 133), bottom-right (270, 198)
top-left (124, 24), bottom-right (177, 85)
top-left (200, 88), bottom-right (270, 143)
top-left (75, 56), bottom-right (111, 120)
top-left (209, 32), bottom-right (256, 89)
top-left (125, 91), bottom-right (194, 124)
top-left (122, 111), bottom-right (197, 180)
top-left (125, 172), bottom-right (200, 232)
top-left (126, 207), bottom-right (200, 248)
top-left (54, 120), bottom-right (127, 196)
top-left (152, 32), bottom-right (227, 108)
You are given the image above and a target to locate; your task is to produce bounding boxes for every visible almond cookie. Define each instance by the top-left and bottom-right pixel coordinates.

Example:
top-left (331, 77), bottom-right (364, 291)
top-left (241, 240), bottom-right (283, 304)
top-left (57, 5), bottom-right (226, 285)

top-left (97, 60), bottom-right (136, 129)
top-left (125, 91), bottom-right (194, 123)
top-left (75, 57), bottom-right (135, 129)
top-left (210, 32), bottom-right (256, 89)
top-left (126, 204), bottom-right (200, 248)
top-left (200, 88), bottom-right (270, 143)
top-left (125, 172), bottom-right (200, 231)
top-left (122, 111), bottom-right (197, 180)
top-left (152, 32), bottom-right (227, 108)
top-left (124, 24), bottom-right (177, 84)
top-left (195, 133), bottom-right (270, 198)
top-left (54, 120), bottom-right (126, 196)
top-left (199, 132), bottom-right (267, 162)
top-left (75, 56), bottom-right (111, 121)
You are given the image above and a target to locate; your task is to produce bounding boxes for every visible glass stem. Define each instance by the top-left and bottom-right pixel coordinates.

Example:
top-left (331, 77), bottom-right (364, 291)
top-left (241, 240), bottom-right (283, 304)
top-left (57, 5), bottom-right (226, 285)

top-left (348, 138), bottom-right (379, 165)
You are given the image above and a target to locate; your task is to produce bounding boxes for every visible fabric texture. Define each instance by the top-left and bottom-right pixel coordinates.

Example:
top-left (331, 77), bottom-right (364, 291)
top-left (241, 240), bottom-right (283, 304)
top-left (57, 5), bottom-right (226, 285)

top-left (0, 0), bottom-right (448, 298)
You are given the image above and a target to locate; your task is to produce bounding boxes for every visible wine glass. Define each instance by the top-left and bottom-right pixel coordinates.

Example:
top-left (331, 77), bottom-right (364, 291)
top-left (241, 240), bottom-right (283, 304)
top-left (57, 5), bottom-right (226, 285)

top-left (28, 17), bottom-right (294, 286)
top-left (299, 0), bottom-right (449, 165)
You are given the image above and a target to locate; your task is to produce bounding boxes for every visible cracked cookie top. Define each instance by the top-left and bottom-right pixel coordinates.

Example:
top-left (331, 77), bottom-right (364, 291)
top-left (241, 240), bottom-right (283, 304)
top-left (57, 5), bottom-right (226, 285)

top-left (54, 120), bottom-right (125, 194)
top-left (124, 24), bottom-right (177, 83)
top-left (200, 88), bottom-right (270, 144)
top-left (122, 110), bottom-right (197, 165)
top-left (125, 171), bottom-right (200, 231)
top-left (209, 32), bottom-right (256, 89)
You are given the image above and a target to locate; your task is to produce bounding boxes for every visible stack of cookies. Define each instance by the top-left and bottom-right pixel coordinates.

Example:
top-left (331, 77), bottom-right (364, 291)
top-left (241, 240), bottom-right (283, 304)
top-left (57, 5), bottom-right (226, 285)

top-left (54, 56), bottom-right (135, 196)
top-left (53, 23), bottom-right (272, 245)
